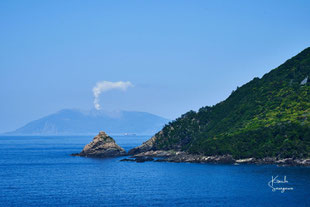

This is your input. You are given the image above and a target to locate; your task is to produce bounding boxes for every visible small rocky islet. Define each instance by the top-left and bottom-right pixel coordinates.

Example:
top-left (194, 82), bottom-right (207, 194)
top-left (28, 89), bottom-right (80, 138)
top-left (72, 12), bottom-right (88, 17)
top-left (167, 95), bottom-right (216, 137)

top-left (71, 131), bottom-right (126, 158)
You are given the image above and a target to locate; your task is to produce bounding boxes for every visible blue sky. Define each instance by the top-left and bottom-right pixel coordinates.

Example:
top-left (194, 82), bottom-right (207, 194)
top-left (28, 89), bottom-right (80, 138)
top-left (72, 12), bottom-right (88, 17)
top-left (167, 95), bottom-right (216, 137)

top-left (1, 0), bottom-right (310, 133)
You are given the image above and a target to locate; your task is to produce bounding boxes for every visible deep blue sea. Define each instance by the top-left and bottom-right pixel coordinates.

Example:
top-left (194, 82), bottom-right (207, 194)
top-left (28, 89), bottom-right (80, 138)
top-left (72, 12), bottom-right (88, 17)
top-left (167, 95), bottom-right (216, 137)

top-left (0, 135), bottom-right (309, 207)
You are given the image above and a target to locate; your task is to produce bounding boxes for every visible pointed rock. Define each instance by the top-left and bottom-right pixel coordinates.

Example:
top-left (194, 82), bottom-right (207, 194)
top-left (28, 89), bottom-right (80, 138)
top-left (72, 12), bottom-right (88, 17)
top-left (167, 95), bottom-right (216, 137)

top-left (300, 76), bottom-right (308, 85)
top-left (128, 134), bottom-right (157, 155)
top-left (73, 131), bottom-right (126, 158)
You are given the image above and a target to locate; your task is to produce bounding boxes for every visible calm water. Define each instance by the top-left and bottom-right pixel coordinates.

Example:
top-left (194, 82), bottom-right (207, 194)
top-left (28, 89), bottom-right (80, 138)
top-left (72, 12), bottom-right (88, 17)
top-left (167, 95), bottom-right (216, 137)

top-left (0, 135), bottom-right (309, 207)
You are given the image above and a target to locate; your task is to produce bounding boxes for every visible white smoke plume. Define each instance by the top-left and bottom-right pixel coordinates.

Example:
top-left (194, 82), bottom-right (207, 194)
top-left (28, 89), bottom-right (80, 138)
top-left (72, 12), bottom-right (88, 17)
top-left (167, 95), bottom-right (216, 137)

top-left (92, 81), bottom-right (133, 110)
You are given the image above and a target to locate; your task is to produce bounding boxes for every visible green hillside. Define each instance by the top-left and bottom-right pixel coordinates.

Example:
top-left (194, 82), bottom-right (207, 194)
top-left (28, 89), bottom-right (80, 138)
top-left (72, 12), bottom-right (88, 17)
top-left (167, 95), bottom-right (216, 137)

top-left (152, 48), bottom-right (310, 159)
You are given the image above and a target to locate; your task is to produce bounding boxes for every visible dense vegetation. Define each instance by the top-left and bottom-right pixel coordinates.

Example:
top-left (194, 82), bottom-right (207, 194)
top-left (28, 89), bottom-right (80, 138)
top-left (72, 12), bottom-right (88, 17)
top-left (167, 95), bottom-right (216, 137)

top-left (152, 48), bottom-right (310, 159)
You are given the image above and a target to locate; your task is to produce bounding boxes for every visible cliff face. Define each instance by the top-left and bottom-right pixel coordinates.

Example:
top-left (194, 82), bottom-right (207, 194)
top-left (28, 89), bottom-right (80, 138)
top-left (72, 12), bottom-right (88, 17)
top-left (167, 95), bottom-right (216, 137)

top-left (130, 47), bottom-right (310, 159)
top-left (75, 131), bottom-right (126, 158)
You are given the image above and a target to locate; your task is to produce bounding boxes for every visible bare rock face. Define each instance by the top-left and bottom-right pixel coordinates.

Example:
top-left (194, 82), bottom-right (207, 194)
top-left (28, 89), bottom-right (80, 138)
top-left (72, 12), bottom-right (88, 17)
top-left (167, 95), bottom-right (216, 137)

top-left (128, 134), bottom-right (157, 155)
top-left (74, 131), bottom-right (126, 158)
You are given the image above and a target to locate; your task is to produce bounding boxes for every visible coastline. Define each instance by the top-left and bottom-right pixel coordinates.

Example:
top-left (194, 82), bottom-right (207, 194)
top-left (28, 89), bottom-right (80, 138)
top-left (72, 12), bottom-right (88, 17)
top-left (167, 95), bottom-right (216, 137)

top-left (128, 150), bottom-right (310, 166)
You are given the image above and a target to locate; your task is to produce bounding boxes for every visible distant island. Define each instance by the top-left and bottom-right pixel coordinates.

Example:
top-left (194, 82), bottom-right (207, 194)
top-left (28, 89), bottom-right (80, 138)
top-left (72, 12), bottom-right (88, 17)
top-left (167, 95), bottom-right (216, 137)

top-left (126, 47), bottom-right (310, 165)
top-left (6, 109), bottom-right (170, 136)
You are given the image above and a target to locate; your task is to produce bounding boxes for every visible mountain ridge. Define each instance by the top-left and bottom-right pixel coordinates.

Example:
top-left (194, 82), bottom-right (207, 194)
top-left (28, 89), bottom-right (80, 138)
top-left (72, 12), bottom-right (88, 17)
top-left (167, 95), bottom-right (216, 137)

top-left (6, 109), bottom-right (170, 136)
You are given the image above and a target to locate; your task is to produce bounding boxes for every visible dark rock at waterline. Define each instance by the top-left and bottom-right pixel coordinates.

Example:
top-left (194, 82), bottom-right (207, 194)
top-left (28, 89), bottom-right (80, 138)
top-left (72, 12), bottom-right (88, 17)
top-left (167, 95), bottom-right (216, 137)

top-left (71, 131), bottom-right (126, 158)
top-left (136, 157), bottom-right (154, 162)
top-left (120, 157), bottom-right (154, 163)
top-left (120, 158), bottom-right (136, 162)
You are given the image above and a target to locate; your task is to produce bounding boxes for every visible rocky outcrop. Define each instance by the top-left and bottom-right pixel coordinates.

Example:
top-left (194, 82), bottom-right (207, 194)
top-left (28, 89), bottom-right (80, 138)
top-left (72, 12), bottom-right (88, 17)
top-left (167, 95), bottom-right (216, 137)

top-left (128, 149), bottom-right (310, 166)
top-left (132, 150), bottom-right (176, 158)
top-left (157, 154), bottom-right (235, 164)
top-left (132, 150), bottom-right (235, 164)
top-left (127, 134), bottom-right (157, 155)
top-left (72, 131), bottom-right (126, 158)
top-left (235, 158), bottom-right (257, 164)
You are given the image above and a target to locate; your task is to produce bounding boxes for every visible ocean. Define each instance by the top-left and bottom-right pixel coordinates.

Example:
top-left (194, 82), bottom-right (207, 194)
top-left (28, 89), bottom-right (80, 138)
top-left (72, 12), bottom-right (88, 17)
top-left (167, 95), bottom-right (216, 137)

top-left (0, 135), bottom-right (309, 206)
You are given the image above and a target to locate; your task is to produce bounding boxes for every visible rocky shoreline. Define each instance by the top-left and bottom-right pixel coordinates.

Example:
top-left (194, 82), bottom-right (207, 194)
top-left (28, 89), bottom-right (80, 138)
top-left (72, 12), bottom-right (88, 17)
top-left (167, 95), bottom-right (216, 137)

top-left (124, 150), bottom-right (310, 166)
top-left (71, 131), bottom-right (310, 166)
